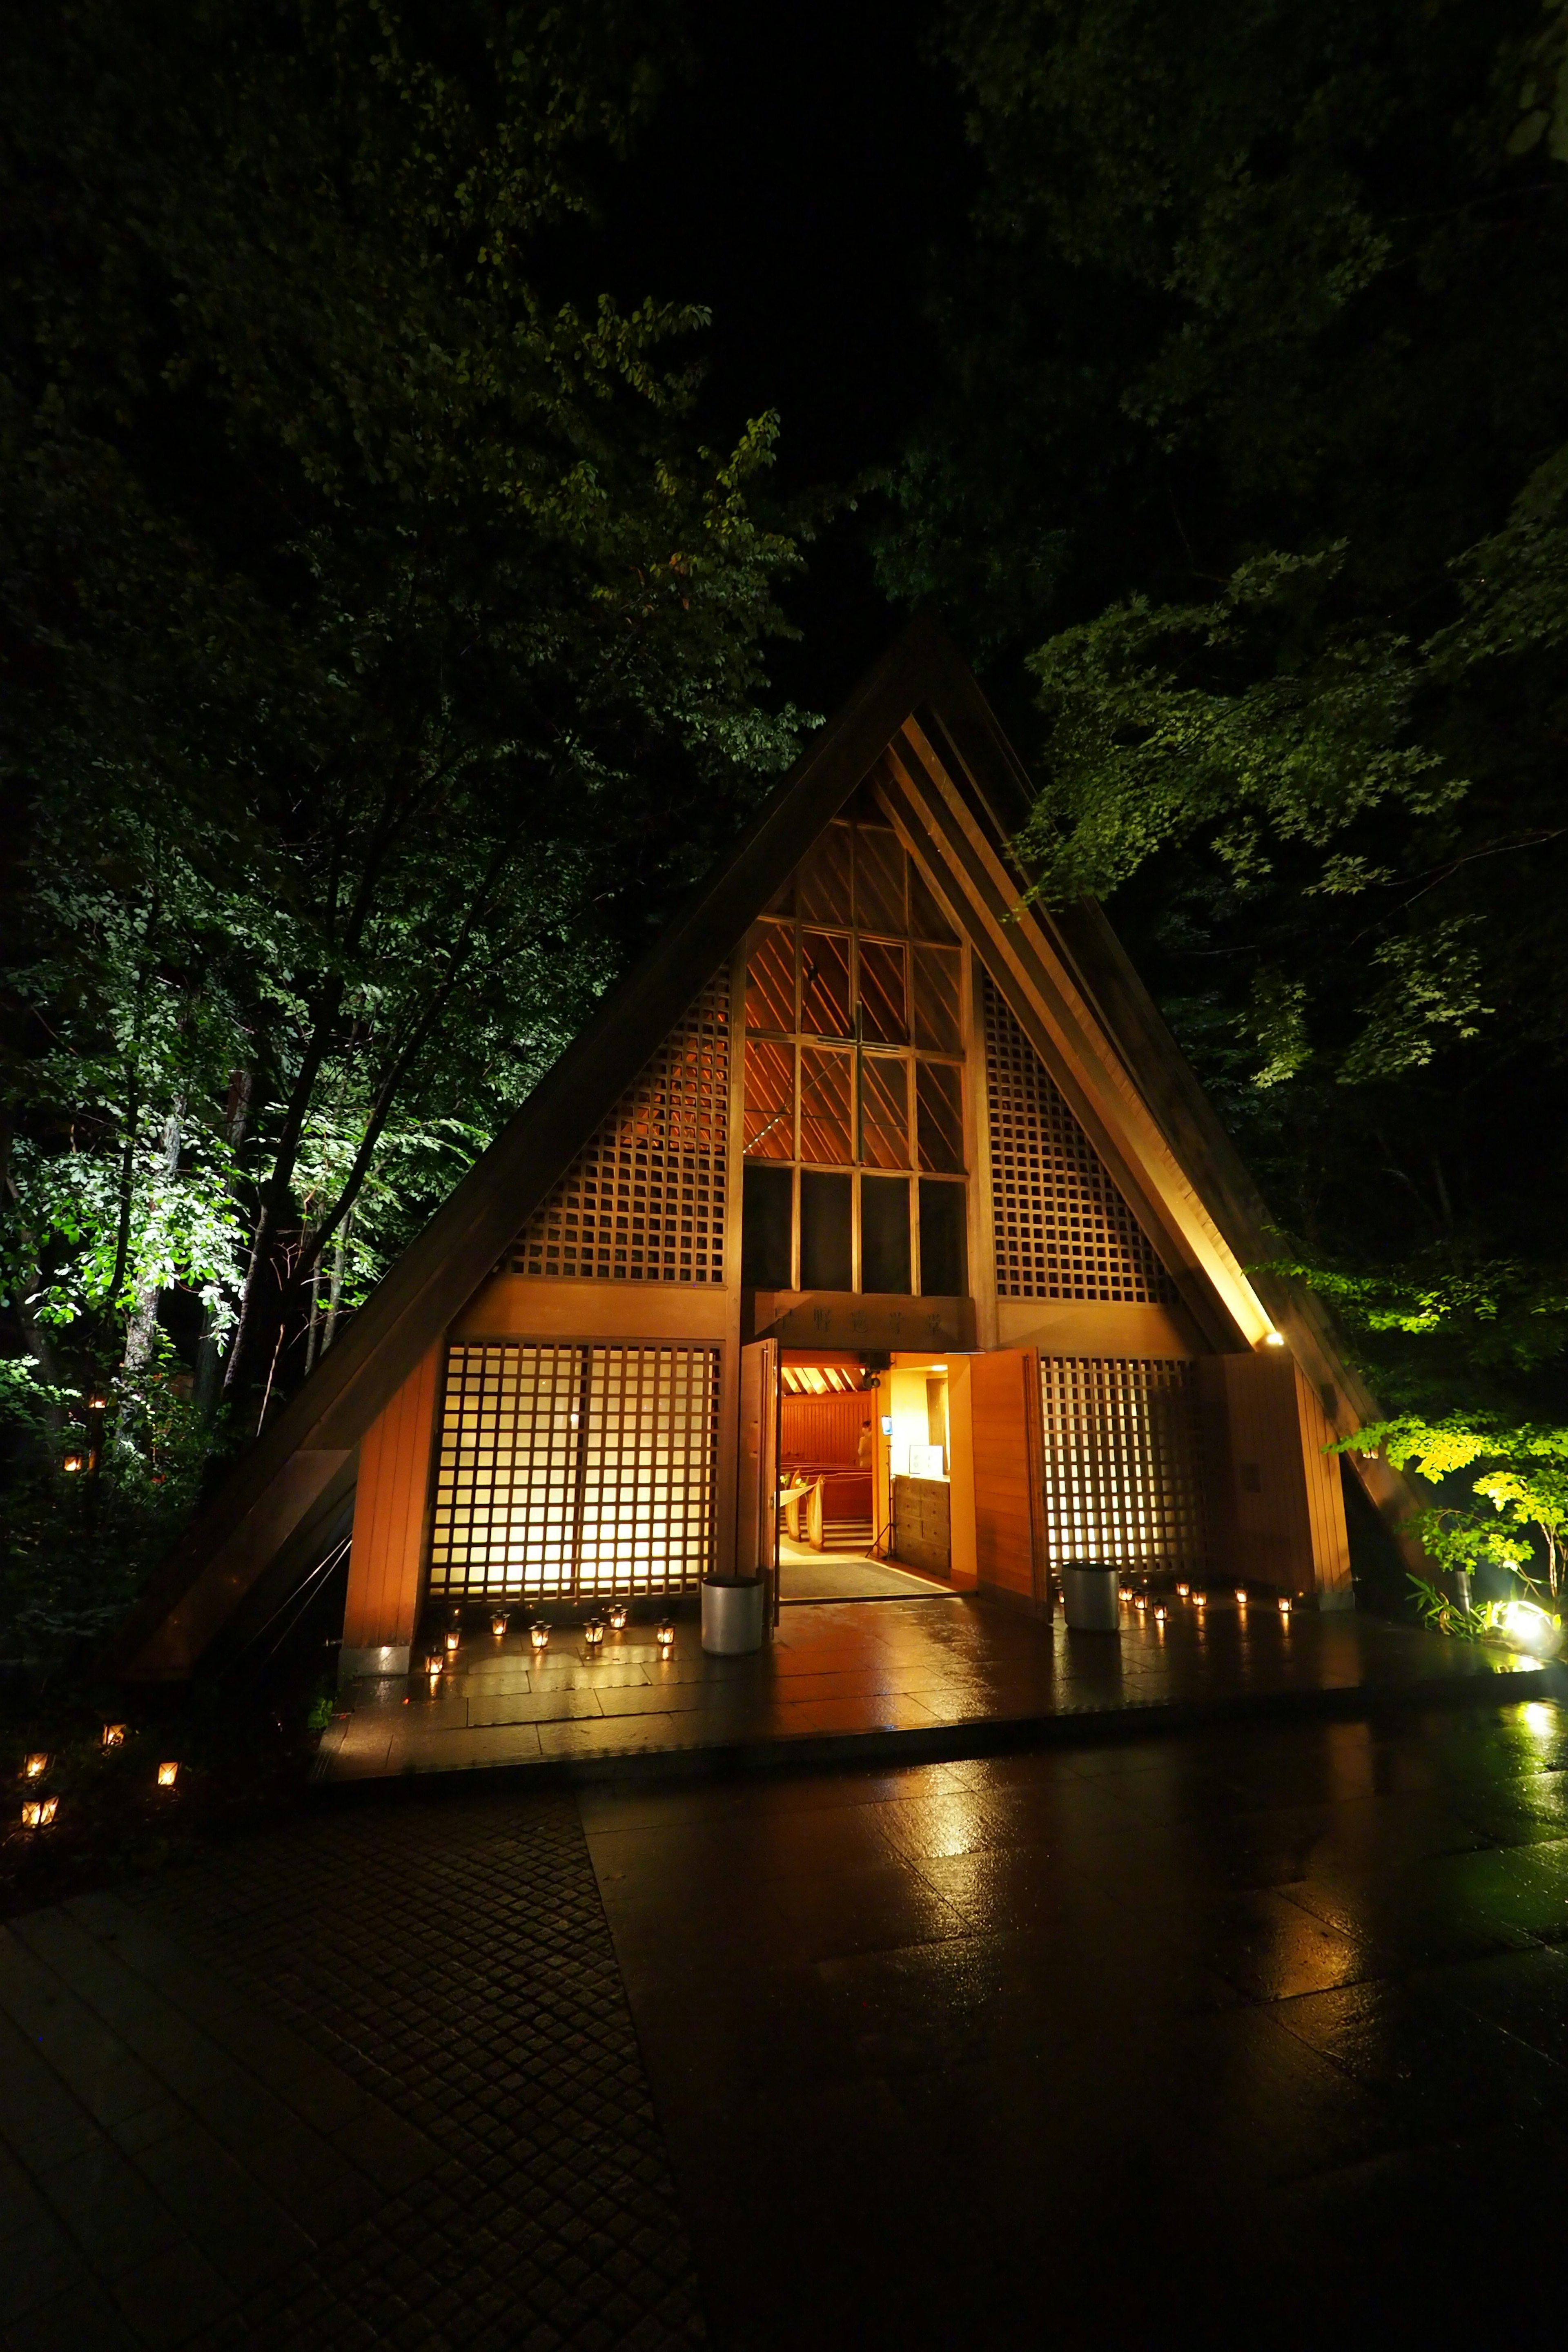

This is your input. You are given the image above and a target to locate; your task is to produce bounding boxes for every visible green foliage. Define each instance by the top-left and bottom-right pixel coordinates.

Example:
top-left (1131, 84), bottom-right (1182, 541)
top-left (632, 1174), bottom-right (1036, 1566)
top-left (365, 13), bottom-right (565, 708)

top-left (883, 0), bottom-right (1568, 1510)
top-left (1, 0), bottom-right (811, 1636)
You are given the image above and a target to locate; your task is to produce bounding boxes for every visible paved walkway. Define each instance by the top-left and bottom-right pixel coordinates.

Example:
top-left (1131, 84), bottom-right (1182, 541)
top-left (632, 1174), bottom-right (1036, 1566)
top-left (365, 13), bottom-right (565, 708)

top-left (581, 1697), bottom-right (1568, 2345)
top-left (316, 1592), bottom-right (1548, 1785)
top-left (0, 1794), bottom-right (704, 2351)
top-left (6, 1698), bottom-right (1568, 2345)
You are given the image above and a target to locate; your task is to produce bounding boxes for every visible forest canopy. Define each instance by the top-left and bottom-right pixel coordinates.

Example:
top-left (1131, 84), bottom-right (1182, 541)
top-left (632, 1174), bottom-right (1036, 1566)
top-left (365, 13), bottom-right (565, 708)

top-left (878, 0), bottom-right (1568, 1603)
top-left (0, 0), bottom-right (808, 1648)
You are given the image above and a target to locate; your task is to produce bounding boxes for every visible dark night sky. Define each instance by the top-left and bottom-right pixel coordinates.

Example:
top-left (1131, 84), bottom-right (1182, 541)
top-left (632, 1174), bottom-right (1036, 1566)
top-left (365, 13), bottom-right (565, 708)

top-left (584, 0), bottom-right (976, 717)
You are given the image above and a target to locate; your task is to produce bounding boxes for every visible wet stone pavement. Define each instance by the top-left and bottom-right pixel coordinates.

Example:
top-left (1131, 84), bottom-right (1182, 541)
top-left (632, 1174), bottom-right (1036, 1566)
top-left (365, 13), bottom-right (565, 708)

top-left (317, 1592), bottom-right (1541, 1782)
top-left (6, 1697), bottom-right (1568, 2345)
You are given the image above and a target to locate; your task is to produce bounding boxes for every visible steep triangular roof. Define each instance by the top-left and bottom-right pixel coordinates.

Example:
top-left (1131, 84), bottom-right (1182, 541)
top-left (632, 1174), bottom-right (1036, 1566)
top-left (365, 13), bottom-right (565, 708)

top-left (112, 620), bottom-right (1412, 1677)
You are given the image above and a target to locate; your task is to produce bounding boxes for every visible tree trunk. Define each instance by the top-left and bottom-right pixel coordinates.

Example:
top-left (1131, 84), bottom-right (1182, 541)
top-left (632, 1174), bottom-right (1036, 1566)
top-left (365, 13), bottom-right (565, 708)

top-left (122, 1098), bottom-right (185, 1376)
top-left (324, 1205), bottom-right (354, 1353)
top-left (194, 1069), bottom-right (254, 1419)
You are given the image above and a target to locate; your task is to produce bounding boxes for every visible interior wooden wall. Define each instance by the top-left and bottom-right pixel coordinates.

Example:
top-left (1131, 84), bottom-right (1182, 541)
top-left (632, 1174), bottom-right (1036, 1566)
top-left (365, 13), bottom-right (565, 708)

top-left (781, 1391), bottom-right (871, 1466)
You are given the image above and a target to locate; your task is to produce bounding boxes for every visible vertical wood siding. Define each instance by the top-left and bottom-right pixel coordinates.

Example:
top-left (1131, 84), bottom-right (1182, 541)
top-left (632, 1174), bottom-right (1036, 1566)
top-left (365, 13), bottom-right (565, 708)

top-left (343, 1345), bottom-right (440, 1650)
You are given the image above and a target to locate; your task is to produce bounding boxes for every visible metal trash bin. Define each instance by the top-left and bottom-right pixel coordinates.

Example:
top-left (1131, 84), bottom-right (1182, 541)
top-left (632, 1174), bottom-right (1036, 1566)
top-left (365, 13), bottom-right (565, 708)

top-left (1061, 1559), bottom-right (1121, 1633)
top-left (701, 1575), bottom-right (766, 1655)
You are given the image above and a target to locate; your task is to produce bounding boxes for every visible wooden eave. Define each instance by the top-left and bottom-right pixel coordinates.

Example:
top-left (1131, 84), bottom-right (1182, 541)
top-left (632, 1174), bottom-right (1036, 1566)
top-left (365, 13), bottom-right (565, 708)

top-left (111, 618), bottom-right (1413, 1679)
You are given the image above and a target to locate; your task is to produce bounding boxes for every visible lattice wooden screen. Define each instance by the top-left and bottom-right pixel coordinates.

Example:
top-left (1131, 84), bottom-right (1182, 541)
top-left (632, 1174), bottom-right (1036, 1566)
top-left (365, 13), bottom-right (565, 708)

top-left (508, 979), bottom-right (729, 1282)
top-left (1038, 1356), bottom-right (1205, 1574)
top-left (983, 978), bottom-right (1174, 1303)
top-left (428, 1341), bottom-right (719, 1601)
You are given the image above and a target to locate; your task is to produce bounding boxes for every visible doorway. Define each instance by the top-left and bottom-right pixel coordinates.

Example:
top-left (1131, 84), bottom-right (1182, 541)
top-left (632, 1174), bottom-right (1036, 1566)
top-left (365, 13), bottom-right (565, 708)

top-left (773, 1350), bottom-right (954, 1604)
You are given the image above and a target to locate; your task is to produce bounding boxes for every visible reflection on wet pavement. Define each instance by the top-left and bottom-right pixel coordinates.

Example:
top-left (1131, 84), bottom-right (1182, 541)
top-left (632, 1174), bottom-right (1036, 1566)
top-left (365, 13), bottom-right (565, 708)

top-left (582, 1702), bottom-right (1568, 2345)
top-left (318, 1590), bottom-right (1546, 1782)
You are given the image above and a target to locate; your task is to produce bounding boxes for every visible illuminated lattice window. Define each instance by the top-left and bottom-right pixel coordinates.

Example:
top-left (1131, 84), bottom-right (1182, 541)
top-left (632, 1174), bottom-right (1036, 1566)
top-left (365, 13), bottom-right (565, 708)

top-left (1039, 1356), bottom-right (1205, 1575)
top-left (983, 977), bottom-right (1174, 1303)
top-left (428, 1341), bottom-right (719, 1601)
top-left (509, 980), bottom-right (728, 1283)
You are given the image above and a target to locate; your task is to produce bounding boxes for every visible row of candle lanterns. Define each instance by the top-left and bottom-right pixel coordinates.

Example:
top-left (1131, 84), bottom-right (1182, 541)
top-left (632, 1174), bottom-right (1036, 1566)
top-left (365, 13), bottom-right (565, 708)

top-left (17, 1731), bottom-right (180, 1830)
top-left (1116, 1583), bottom-right (1294, 1617)
top-left (423, 1607), bottom-right (677, 1679)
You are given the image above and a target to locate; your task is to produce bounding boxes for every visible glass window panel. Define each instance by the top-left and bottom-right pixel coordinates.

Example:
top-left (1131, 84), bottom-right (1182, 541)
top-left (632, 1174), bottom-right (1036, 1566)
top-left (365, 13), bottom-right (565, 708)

top-left (854, 826), bottom-right (905, 935)
top-left (801, 931), bottom-right (852, 1036)
top-left (800, 1170), bottom-right (852, 1290)
top-left (909, 859), bottom-right (957, 942)
top-left (858, 939), bottom-right (907, 1044)
top-left (913, 945), bottom-right (962, 1053)
top-left (799, 1048), bottom-right (853, 1164)
top-left (797, 824), bottom-right (852, 924)
top-left (916, 1061), bottom-right (964, 1172)
top-left (860, 1054), bottom-right (910, 1169)
top-left (918, 1180), bottom-right (968, 1296)
top-left (861, 1174), bottom-right (911, 1293)
top-left (742, 1163), bottom-right (793, 1288)
top-left (746, 924), bottom-right (795, 1033)
top-left (744, 1040), bottom-right (793, 1159)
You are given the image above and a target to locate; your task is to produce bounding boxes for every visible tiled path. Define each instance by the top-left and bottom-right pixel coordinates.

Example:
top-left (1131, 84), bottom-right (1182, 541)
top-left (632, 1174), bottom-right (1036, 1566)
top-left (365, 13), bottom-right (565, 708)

top-left (0, 1793), bottom-right (704, 2351)
top-left (8, 1700), bottom-right (1568, 2345)
top-left (582, 1698), bottom-right (1568, 2345)
top-left (317, 1592), bottom-right (1547, 1785)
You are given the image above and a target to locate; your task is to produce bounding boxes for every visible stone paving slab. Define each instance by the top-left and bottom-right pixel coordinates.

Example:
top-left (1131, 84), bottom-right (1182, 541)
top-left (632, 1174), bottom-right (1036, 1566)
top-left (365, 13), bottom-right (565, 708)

top-left (0, 1792), bottom-right (705, 2351)
top-left (0, 1893), bottom-right (437, 2349)
top-left (317, 1592), bottom-right (1557, 1789)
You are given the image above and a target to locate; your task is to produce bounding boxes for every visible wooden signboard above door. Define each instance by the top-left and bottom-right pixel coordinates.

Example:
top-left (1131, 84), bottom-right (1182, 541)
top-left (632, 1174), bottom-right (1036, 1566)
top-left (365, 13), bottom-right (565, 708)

top-left (751, 1290), bottom-right (976, 1352)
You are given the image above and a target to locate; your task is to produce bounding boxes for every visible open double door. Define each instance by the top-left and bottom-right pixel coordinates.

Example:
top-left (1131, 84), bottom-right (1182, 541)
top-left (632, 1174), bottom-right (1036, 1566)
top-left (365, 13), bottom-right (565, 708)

top-left (736, 1336), bottom-right (780, 1625)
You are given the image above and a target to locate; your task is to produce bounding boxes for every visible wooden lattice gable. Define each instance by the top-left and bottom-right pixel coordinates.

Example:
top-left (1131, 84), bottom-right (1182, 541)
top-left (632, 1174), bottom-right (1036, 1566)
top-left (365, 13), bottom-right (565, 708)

top-left (505, 978), bottom-right (731, 1285)
top-left (980, 975), bottom-right (1177, 1308)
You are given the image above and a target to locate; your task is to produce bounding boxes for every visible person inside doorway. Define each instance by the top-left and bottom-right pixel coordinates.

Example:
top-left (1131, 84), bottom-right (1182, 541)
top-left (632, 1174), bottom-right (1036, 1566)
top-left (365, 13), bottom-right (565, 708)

top-left (856, 1417), bottom-right (873, 1468)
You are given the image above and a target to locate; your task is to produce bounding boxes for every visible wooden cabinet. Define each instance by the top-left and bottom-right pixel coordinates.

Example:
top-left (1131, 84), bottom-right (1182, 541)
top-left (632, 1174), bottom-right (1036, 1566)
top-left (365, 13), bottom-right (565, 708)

top-left (893, 1475), bottom-right (951, 1577)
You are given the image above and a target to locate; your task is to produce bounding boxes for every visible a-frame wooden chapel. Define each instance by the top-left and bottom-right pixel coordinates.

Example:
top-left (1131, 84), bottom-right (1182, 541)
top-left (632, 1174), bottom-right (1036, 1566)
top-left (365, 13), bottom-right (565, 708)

top-left (111, 622), bottom-right (1410, 1684)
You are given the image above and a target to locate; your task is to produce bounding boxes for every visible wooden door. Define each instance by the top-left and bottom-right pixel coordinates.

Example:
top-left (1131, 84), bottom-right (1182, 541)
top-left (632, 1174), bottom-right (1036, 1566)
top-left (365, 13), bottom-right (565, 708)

top-left (969, 1348), bottom-right (1046, 1603)
top-left (736, 1338), bottom-right (780, 1610)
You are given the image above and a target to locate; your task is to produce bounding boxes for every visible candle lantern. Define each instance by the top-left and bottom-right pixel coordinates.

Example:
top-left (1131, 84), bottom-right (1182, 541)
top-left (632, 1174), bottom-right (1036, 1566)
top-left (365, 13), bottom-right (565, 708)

top-left (656, 1619), bottom-right (676, 1654)
top-left (102, 1723), bottom-right (127, 1748)
top-left (1118, 1586), bottom-right (1133, 1604)
top-left (1134, 1594), bottom-right (1148, 1613)
top-left (608, 1601), bottom-right (628, 1632)
top-left (490, 1612), bottom-right (509, 1638)
top-left (156, 1760), bottom-right (179, 1788)
top-left (1234, 1588), bottom-right (1249, 1606)
top-left (1176, 1583), bottom-right (1190, 1599)
top-left (1153, 1605), bottom-right (1168, 1624)
top-left (530, 1622), bottom-right (550, 1654)
top-left (584, 1617), bottom-right (605, 1652)
top-left (425, 1650), bottom-right (445, 1677)
top-left (444, 1628), bottom-right (461, 1654)
top-left (1192, 1590), bottom-right (1207, 1609)
top-left (21, 1795), bottom-right (58, 1829)
top-left (62, 1450), bottom-right (87, 1475)
top-left (1278, 1596), bottom-right (1293, 1616)
top-left (22, 1753), bottom-right (48, 1780)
